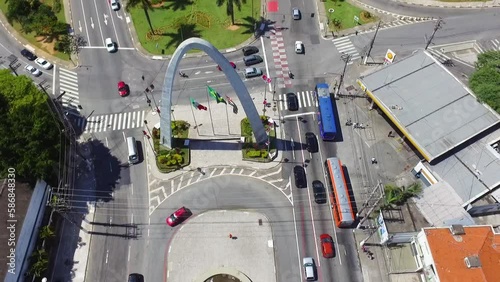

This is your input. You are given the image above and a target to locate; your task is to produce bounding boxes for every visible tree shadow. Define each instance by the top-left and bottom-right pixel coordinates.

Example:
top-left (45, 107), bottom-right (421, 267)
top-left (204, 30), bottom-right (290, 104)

top-left (162, 23), bottom-right (202, 49)
top-left (234, 16), bottom-right (256, 35)
top-left (162, 0), bottom-right (194, 11)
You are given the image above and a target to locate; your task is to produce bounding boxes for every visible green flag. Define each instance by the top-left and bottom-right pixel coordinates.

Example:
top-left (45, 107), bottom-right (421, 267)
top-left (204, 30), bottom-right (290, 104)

top-left (207, 86), bottom-right (226, 104)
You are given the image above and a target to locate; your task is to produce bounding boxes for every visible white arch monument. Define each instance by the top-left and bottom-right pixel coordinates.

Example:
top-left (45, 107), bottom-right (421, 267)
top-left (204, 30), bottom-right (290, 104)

top-left (160, 38), bottom-right (267, 148)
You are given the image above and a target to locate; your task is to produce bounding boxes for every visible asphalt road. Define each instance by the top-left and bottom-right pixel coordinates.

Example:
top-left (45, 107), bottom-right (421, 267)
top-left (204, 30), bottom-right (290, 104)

top-left (144, 175), bottom-right (299, 282)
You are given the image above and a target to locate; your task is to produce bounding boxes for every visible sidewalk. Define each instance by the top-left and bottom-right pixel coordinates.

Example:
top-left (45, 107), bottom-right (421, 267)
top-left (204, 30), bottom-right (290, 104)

top-left (387, 0), bottom-right (500, 8)
top-left (144, 91), bottom-right (285, 182)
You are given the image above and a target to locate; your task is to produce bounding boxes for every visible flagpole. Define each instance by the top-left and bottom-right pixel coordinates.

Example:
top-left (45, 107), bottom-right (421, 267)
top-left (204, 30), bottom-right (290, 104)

top-left (206, 87), bottom-right (216, 136)
top-left (225, 103), bottom-right (230, 135)
top-left (190, 103), bottom-right (201, 136)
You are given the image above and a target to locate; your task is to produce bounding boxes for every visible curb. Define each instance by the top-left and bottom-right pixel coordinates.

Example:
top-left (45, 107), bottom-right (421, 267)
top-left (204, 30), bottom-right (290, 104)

top-left (388, 0), bottom-right (498, 8)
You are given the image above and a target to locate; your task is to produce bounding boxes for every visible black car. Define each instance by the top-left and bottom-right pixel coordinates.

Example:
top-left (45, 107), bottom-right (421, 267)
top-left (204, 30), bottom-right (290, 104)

top-left (305, 132), bottom-right (318, 153)
top-left (312, 180), bottom-right (327, 204)
top-left (128, 273), bottom-right (144, 282)
top-left (286, 93), bottom-right (299, 111)
top-left (293, 166), bottom-right (307, 188)
top-left (20, 49), bottom-right (37, 61)
top-left (242, 46), bottom-right (259, 56)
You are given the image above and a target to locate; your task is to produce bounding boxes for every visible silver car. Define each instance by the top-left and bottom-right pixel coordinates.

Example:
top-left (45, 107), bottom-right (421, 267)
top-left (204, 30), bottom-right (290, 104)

top-left (24, 65), bottom-right (42, 77)
top-left (111, 0), bottom-right (120, 11)
top-left (244, 67), bottom-right (262, 78)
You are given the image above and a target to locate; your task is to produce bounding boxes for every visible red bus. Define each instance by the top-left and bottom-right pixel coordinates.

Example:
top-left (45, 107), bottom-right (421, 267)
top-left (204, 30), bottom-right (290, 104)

top-left (325, 157), bottom-right (355, 227)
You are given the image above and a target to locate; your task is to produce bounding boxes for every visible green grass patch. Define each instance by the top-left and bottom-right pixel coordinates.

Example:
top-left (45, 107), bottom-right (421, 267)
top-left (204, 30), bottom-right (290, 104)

top-left (323, 0), bottom-right (378, 31)
top-left (241, 116), bottom-right (276, 162)
top-left (0, 0), bottom-right (69, 61)
top-left (152, 121), bottom-right (191, 173)
top-left (129, 0), bottom-right (259, 55)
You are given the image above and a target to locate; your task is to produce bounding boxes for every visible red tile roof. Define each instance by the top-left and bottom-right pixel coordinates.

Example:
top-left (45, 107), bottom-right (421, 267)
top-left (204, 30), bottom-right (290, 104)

top-left (424, 226), bottom-right (500, 282)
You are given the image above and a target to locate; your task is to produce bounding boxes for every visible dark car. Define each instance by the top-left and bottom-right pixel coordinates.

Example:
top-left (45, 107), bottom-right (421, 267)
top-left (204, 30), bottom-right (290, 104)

top-left (305, 132), bottom-right (318, 153)
top-left (312, 180), bottom-right (327, 204)
top-left (242, 46), bottom-right (259, 56)
top-left (20, 49), bottom-right (37, 61)
top-left (293, 166), bottom-right (307, 188)
top-left (166, 206), bottom-right (190, 227)
top-left (243, 54), bottom-right (263, 66)
top-left (128, 273), bottom-right (144, 282)
top-left (286, 93), bottom-right (299, 111)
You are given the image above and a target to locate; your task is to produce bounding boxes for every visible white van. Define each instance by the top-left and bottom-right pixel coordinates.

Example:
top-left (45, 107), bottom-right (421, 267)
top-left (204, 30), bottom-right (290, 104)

top-left (303, 257), bottom-right (316, 281)
top-left (292, 8), bottom-right (301, 20)
top-left (127, 137), bottom-right (139, 164)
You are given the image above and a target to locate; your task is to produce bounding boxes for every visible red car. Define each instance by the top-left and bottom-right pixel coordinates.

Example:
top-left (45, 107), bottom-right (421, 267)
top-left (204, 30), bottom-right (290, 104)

top-left (320, 234), bottom-right (334, 258)
top-left (118, 81), bottom-right (129, 97)
top-left (166, 206), bottom-right (190, 227)
top-left (217, 62), bottom-right (236, 71)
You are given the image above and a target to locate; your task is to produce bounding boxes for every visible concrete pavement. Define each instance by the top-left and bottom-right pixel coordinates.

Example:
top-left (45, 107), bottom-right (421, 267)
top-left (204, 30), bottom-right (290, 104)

top-left (166, 210), bottom-right (275, 282)
top-left (388, 0), bottom-right (500, 8)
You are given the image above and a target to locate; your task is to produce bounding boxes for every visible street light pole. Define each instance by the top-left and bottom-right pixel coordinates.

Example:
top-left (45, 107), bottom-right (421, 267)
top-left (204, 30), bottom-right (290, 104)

top-left (337, 53), bottom-right (352, 98)
top-left (363, 21), bottom-right (381, 65)
top-left (425, 18), bottom-right (445, 50)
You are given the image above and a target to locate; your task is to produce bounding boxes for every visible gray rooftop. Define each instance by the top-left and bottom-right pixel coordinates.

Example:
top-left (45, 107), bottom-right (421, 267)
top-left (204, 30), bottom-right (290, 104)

top-left (359, 50), bottom-right (500, 162)
top-left (431, 128), bottom-right (500, 204)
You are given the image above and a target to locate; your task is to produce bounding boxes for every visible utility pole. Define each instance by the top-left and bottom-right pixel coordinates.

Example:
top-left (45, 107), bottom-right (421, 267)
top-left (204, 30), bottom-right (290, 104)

top-left (336, 53), bottom-right (352, 98)
top-left (425, 18), bottom-right (445, 50)
top-left (363, 21), bottom-right (382, 65)
top-left (356, 181), bottom-right (385, 229)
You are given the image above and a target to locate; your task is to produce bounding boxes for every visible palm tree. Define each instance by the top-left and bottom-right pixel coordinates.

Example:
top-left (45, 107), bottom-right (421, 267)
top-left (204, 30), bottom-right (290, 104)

top-left (39, 225), bottom-right (55, 239)
top-left (126, 0), bottom-right (155, 34)
top-left (216, 0), bottom-right (246, 26)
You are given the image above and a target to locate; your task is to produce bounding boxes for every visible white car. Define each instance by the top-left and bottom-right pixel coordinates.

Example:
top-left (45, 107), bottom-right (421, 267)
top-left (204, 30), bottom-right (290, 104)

top-left (105, 38), bottom-right (117, 52)
top-left (24, 65), bottom-right (42, 77)
top-left (295, 41), bottom-right (303, 54)
top-left (35, 58), bottom-right (53, 70)
top-left (110, 0), bottom-right (120, 11)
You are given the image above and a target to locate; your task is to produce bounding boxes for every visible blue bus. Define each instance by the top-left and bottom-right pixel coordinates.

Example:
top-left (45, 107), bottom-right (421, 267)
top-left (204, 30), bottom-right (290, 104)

top-left (316, 83), bottom-right (337, 140)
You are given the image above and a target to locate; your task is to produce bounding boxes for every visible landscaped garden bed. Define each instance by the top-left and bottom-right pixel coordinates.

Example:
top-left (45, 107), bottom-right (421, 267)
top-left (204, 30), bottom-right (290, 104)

top-left (323, 0), bottom-right (378, 31)
top-left (152, 121), bottom-right (191, 173)
top-left (241, 116), bottom-right (277, 162)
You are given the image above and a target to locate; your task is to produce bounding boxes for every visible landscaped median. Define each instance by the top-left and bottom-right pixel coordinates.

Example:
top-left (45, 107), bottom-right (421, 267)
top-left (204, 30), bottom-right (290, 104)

top-left (127, 0), bottom-right (259, 55)
top-left (240, 116), bottom-right (277, 163)
top-left (152, 121), bottom-right (191, 173)
top-left (322, 0), bottom-right (378, 32)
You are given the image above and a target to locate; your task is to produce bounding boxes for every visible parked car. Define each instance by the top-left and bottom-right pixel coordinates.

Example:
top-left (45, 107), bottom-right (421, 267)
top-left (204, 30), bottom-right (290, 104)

top-left (110, 0), bottom-right (120, 11)
top-left (242, 46), bottom-right (259, 56)
top-left (20, 49), bottom-right (37, 61)
top-left (166, 206), bottom-right (190, 227)
top-left (295, 41), bottom-right (304, 54)
top-left (35, 58), bottom-right (53, 70)
top-left (24, 65), bottom-right (42, 77)
top-left (312, 180), bottom-right (326, 204)
top-left (286, 92), bottom-right (299, 111)
top-left (244, 67), bottom-right (262, 78)
top-left (293, 166), bottom-right (307, 188)
top-left (118, 81), bottom-right (129, 97)
top-left (320, 234), bottom-right (335, 258)
top-left (303, 257), bottom-right (316, 281)
top-left (217, 62), bottom-right (236, 71)
top-left (243, 54), bottom-right (263, 66)
top-left (128, 273), bottom-right (144, 282)
top-left (305, 132), bottom-right (318, 153)
top-left (105, 38), bottom-right (117, 52)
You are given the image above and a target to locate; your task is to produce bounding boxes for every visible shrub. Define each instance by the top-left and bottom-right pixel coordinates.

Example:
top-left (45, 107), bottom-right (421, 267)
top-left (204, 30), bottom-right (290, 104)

top-left (53, 0), bottom-right (62, 13)
top-left (261, 151), bottom-right (268, 158)
top-left (152, 127), bottom-right (160, 139)
top-left (241, 118), bottom-right (253, 137)
top-left (158, 155), bottom-right (168, 164)
top-left (362, 11), bottom-right (372, 19)
top-left (247, 150), bottom-right (261, 158)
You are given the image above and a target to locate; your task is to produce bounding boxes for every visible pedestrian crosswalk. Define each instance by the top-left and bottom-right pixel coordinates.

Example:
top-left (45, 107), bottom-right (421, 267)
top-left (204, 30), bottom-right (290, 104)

top-left (332, 37), bottom-right (361, 64)
top-left (426, 48), bottom-right (452, 64)
top-left (58, 68), bottom-right (80, 111)
top-left (72, 110), bottom-right (146, 133)
top-left (279, 91), bottom-right (318, 111)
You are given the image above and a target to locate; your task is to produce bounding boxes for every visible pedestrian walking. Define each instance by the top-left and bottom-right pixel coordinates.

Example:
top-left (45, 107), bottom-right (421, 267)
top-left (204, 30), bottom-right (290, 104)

top-left (141, 75), bottom-right (144, 81)
top-left (371, 157), bottom-right (377, 164)
top-left (388, 131), bottom-right (393, 137)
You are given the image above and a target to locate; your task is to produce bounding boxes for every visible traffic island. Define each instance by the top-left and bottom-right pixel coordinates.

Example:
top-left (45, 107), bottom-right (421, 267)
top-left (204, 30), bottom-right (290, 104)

top-left (151, 121), bottom-right (191, 173)
top-left (240, 116), bottom-right (277, 163)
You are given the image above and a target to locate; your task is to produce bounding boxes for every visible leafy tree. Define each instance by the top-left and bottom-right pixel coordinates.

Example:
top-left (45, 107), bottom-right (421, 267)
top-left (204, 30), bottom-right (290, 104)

top-left (6, 0), bottom-right (33, 24)
top-left (126, 0), bottom-right (155, 34)
top-left (469, 51), bottom-right (500, 113)
top-left (216, 0), bottom-right (246, 25)
top-left (55, 34), bottom-right (87, 55)
top-left (0, 70), bottom-right (62, 184)
top-left (24, 5), bottom-right (58, 36)
top-left (28, 248), bottom-right (48, 278)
